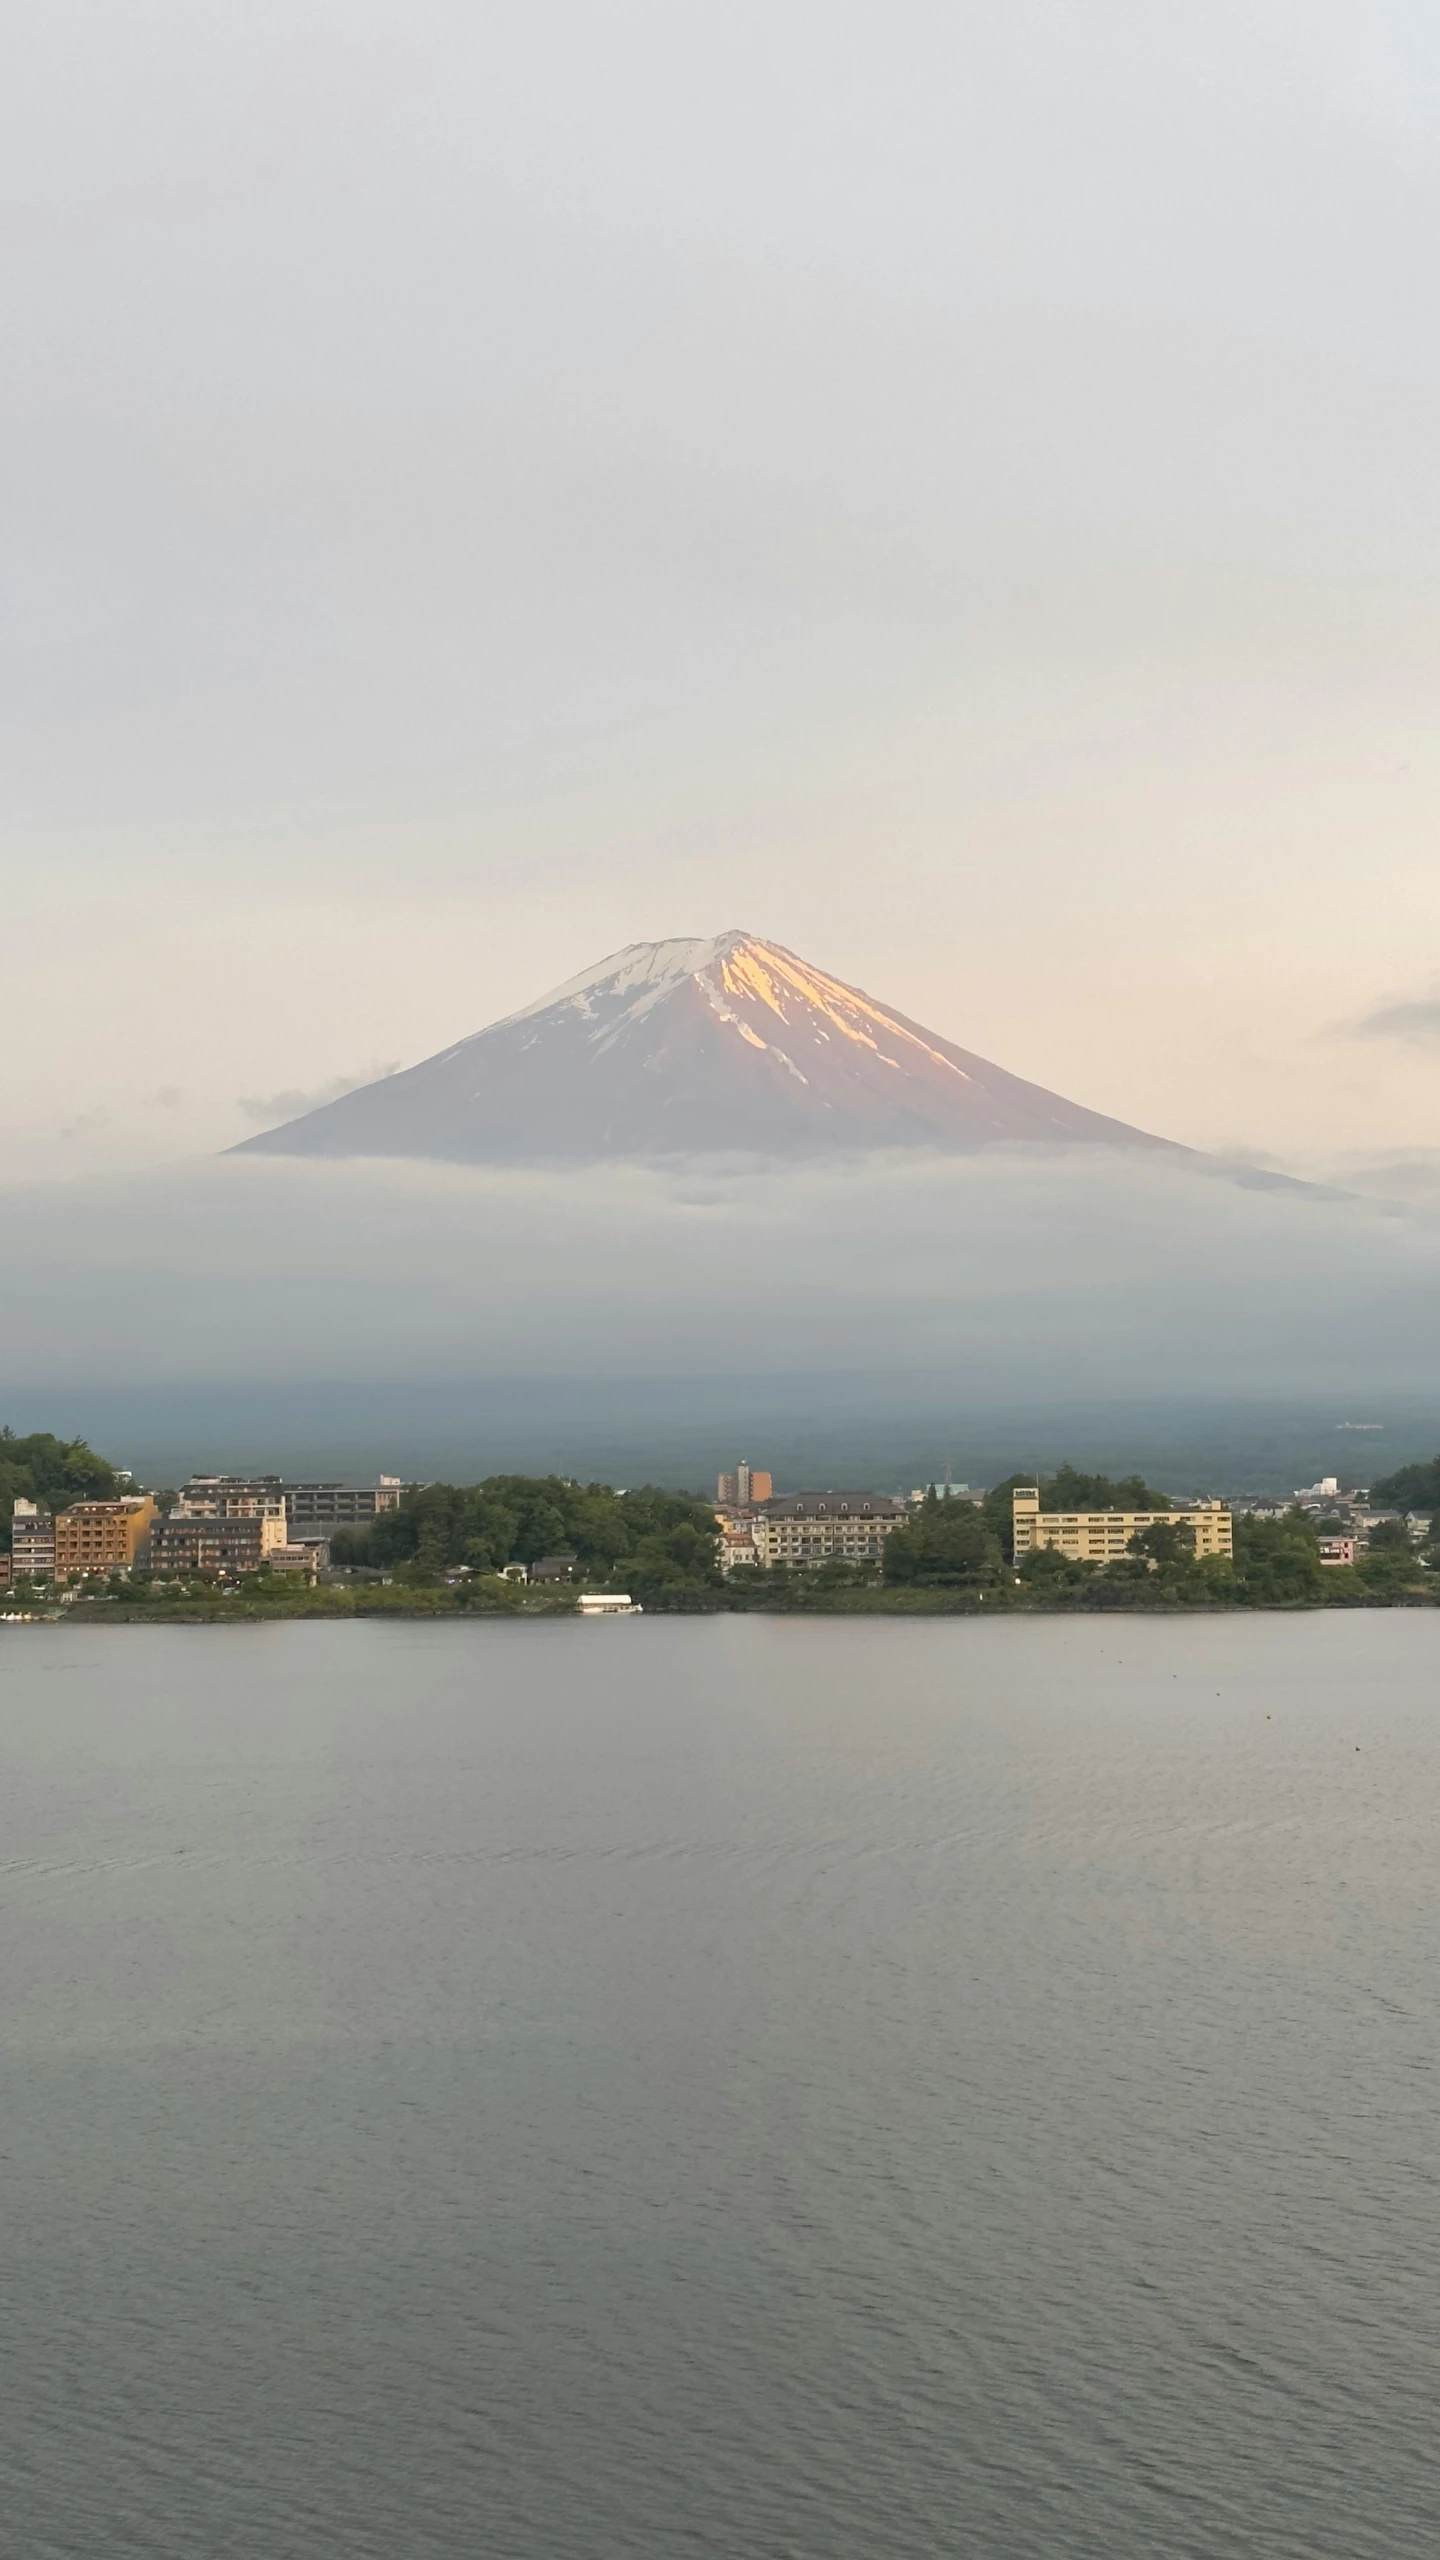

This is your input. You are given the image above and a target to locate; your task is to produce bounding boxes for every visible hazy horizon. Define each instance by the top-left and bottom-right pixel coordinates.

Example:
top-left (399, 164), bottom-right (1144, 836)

top-left (7, 1373), bottom-right (1435, 1507)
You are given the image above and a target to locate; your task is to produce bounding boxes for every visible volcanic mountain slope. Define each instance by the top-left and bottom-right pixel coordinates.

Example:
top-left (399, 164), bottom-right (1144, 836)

top-left (233, 932), bottom-right (1187, 1163)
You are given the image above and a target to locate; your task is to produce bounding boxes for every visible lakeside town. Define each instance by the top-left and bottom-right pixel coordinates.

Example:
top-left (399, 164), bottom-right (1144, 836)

top-left (2, 1431), bottom-right (1438, 1618)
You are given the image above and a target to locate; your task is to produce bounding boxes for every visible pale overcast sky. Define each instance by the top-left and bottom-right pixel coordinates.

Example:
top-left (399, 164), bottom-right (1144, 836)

top-left (5, 0), bottom-right (1440, 1178)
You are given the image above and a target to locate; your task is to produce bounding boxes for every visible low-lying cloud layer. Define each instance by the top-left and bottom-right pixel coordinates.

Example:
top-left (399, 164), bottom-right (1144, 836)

top-left (2, 1148), bottom-right (1437, 1405)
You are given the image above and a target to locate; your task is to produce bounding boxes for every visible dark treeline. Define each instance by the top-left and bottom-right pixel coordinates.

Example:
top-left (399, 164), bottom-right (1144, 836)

top-left (332, 1476), bottom-right (720, 1607)
top-left (0, 1429), bottom-right (120, 1549)
top-left (1370, 1454), bottom-right (1440, 1512)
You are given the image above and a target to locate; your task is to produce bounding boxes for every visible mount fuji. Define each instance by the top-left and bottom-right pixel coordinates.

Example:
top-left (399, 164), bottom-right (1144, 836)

top-left (233, 931), bottom-right (1186, 1164)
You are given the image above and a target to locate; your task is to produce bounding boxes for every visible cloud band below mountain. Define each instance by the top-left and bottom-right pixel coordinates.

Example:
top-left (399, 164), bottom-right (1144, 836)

top-left (1, 1148), bottom-right (1437, 1406)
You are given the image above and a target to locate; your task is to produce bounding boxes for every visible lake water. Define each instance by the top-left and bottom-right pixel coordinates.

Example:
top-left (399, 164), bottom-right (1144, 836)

top-left (2, 1613), bottom-right (1437, 2557)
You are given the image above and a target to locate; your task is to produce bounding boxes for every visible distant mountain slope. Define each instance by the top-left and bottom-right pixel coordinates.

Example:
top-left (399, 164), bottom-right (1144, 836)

top-left (232, 931), bottom-right (1187, 1163)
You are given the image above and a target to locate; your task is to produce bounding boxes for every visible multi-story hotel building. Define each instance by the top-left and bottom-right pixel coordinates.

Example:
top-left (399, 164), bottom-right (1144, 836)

top-left (52, 1496), bottom-right (159, 1579)
top-left (284, 1478), bottom-right (403, 1533)
top-left (716, 1461), bottom-right (772, 1509)
top-left (1011, 1487), bottom-right (1232, 1564)
top-left (178, 1475), bottom-right (286, 1517)
top-left (153, 1514), bottom-right (273, 1577)
top-left (749, 1491), bottom-right (908, 1569)
top-left (179, 1476), bottom-right (403, 1533)
top-left (11, 1498), bottom-right (57, 1580)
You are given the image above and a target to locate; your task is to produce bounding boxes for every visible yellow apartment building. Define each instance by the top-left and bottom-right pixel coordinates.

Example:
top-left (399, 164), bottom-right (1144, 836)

top-left (1012, 1486), bottom-right (1232, 1565)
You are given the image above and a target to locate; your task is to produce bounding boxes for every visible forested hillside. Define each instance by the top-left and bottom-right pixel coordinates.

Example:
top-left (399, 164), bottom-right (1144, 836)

top-left (334, 1475), bottom-right (720, 1604)
top-left (0, 1429), bottom-right (121, 1549)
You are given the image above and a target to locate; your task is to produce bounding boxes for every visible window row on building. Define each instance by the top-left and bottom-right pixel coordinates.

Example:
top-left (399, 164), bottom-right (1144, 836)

top-left (1011, 1488), bottom-right (1233, 1562)
top-left (715, 1490), bottom-right (910, 1572)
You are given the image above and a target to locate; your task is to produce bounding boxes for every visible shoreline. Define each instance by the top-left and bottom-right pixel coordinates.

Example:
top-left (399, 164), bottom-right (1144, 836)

top-left (3, 1590), bottom-right (1436, 1627)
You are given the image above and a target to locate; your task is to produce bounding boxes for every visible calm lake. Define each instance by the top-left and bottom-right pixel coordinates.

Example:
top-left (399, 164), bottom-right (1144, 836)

top-left (2, 1613), bottom-right (1437, 2557)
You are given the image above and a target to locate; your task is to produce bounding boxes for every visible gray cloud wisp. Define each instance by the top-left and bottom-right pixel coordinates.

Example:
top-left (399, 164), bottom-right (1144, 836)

top-left (238, 1064), bottom-right (401, 1127)
top-left (1354, 997), bottom-right (1440, 1045)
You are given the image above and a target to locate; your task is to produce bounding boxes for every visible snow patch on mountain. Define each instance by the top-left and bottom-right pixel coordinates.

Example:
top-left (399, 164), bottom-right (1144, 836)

top-left (500, 932), bottom-right (751, 1036)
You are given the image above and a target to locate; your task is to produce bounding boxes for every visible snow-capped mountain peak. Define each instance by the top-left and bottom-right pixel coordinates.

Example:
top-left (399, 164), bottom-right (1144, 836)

top-left (495, 933), bottom-right (752, 1038)
top-left (234, 932), bottom-right (1182, 1163)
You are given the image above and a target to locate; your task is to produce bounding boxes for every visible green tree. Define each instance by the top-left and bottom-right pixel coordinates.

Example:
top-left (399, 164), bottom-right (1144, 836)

top-left (335, 1473), bottom-right (720, 1601)
top-left (884, 1489), bottom-right (1005, 1589)
top-left (453, 1573), bottom-right (527, 1613)
top-left (459, 1493), bottom-right (523, 1574)
top-left (0, 1428), bottom-right (121, 1546)
top-left (1230, 1509), bottom-right (1327, 1605)
top-left (1370, 1456), bottom-right (1440, 1512)
top-left (1356, 1521), bottom-right (1425, 1593)
top-left (1017, 1542), bottom-right (1093, 1597)
top-left (414, 1515), bottom-right (451, 1577)
top-left (1127, 1519), bottom-right (1195, 1567)
top-left (981, 1471), bottom-right (1041, 1561)
top-left (1086, 1515), bottom-right (1211, 1607)
top-left (1046, 1466), bottom-right (1171, 1514)
top-left (811, 1553), bottom-right (878, 1590)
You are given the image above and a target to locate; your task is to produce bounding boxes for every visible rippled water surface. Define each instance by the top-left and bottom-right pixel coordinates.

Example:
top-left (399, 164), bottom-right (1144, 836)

top-left (2, 1613), bottom-right (1438, 2557)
